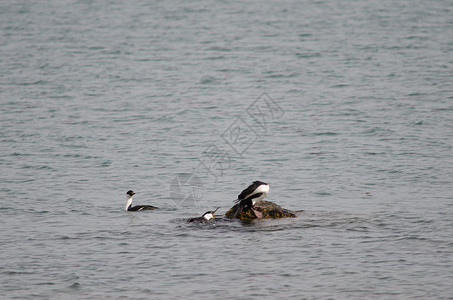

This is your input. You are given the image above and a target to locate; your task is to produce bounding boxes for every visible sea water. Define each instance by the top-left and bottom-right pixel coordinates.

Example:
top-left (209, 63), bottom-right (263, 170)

top-left (1, 0), bottom-right (452, 299)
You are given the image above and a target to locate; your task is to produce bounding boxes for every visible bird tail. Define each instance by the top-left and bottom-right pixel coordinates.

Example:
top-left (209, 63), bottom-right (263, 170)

top-left (232, 204), bottom-right (243, 218)
top-left (232, 199), bottom-right (248, 218)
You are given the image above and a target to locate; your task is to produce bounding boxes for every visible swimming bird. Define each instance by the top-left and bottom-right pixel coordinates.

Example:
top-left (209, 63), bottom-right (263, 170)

top-left (187, 208), bottom-right (219, 223)
top-left (234, 181), bottom-right (269, 218)
top-left (125, 190), bottom-right (158, 211)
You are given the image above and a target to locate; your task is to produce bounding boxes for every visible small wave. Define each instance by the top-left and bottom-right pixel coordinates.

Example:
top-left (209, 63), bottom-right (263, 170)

top-left (68, 282), bottom-right (81, 290)
top-left (314, 132), bottom-right (338, 136)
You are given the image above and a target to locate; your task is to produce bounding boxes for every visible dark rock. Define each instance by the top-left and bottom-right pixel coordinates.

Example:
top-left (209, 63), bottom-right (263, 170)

top-left (225, 200), bottom-right (296, 220)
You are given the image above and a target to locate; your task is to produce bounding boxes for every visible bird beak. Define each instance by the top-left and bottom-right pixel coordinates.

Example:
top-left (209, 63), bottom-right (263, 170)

top-left (212, 207), bottom-right (219, 216)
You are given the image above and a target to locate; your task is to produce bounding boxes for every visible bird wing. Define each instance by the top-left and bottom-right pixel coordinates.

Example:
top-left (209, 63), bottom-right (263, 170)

top-left (237, 181), bottom-right (261, 200)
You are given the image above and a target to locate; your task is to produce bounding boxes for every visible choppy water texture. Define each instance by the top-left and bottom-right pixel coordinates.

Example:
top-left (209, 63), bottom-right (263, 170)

top-left (1, 0), bottom-right (452, 299)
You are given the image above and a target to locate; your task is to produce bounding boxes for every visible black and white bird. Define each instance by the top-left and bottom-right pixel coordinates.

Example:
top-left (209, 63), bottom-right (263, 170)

top-left (187, 208), bottom-right (219, 223)
top-left (234, 181), bottom-right (269, 218)
top-left (125, 190), bottom-right (158, 211)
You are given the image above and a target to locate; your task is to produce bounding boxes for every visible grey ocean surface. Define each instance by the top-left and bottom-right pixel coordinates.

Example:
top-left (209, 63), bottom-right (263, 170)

top-left (1, 0), bottom-right (452, 299)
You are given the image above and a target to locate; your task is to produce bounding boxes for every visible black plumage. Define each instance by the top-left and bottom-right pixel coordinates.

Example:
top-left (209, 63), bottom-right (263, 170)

top-left (127, 205), bottom-right (158, 211)
top-left (233, 181), bottom-right (269, 218)
top-left (125, 190), bottom-right (158, 211)
top-left (237, 181), bottom-right (268, 201)
top-left (187, 208), bottom-right (219, 223)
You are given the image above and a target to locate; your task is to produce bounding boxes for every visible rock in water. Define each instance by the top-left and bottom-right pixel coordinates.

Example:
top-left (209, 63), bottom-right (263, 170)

top-left (225, 200), bottom-right (296, 220)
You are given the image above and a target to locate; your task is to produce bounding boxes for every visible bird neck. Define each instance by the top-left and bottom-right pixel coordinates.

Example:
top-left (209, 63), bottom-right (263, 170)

top-left (126, 196), bottom-right (133, 211)
top-left (203, 213), bottom-right (213, 221)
